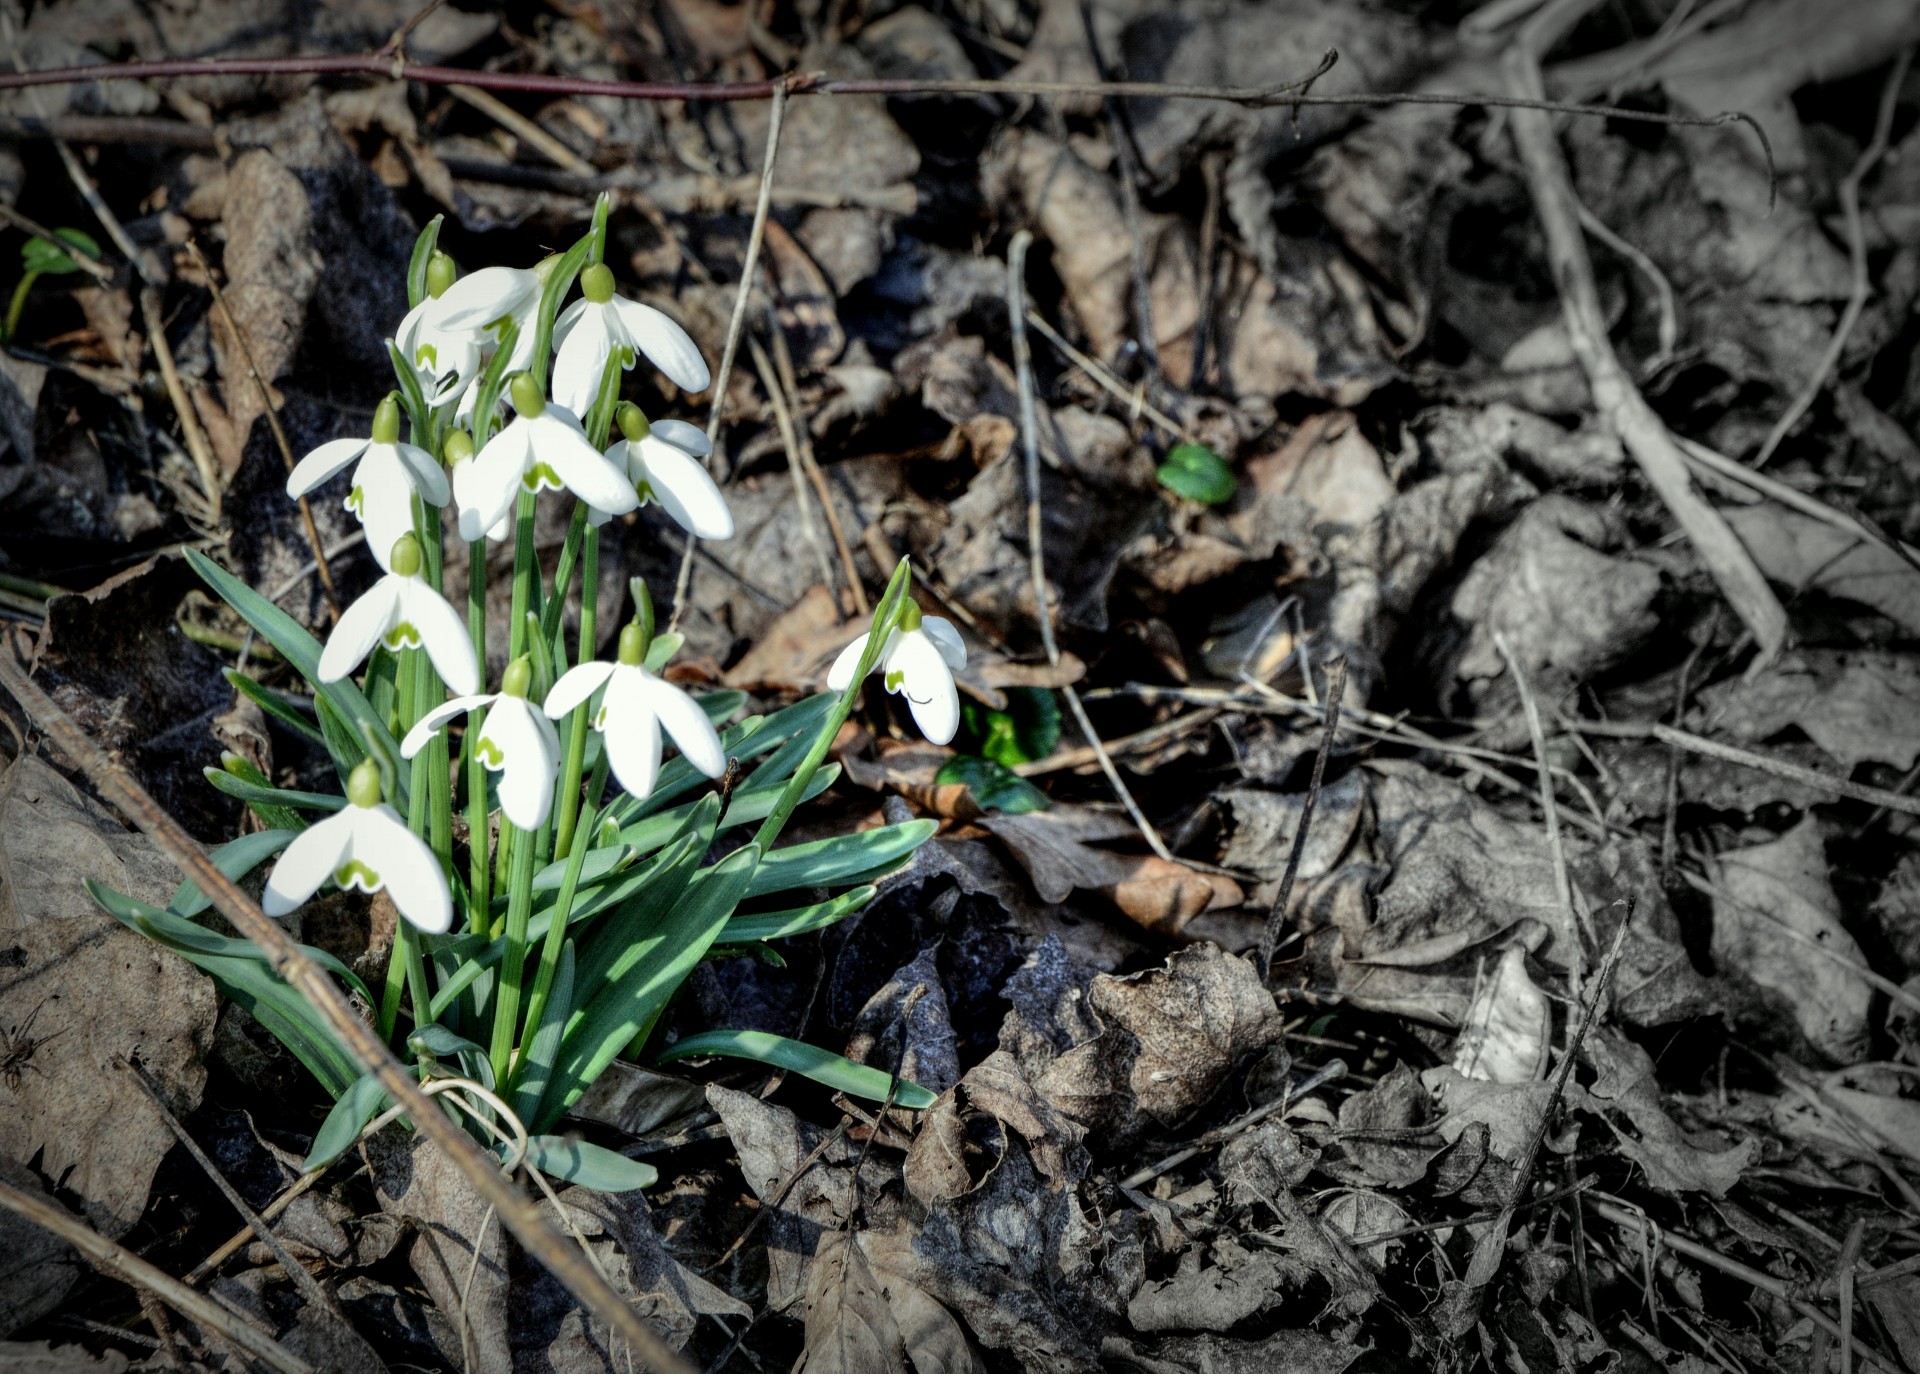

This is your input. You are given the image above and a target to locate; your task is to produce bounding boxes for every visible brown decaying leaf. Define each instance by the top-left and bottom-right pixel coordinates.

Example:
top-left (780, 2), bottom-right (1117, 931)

top-left (983, 807), bottom-right (1242, 937)
top-left (1695, 649), bottom-right (1920, 772)
top-left (798, 1229), bottom-right (909, 1374)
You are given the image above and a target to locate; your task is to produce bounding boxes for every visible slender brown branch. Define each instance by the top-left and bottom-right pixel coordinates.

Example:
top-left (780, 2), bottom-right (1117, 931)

top-left (0, 642), bottom-right (695, 1374)
top-left (1260, 657), bottom-right (1347, 981)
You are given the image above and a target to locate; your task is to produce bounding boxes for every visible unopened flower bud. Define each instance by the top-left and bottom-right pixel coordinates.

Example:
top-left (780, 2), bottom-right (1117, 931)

top-left (389, 533), bottom-right (423, 578)
top-left (616, 401), bottom-right (652, 443)
top-left (371, 393), bottom-right (401, 446)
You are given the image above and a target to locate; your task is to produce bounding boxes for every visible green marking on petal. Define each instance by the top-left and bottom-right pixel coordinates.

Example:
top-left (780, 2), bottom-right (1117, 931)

top-left (346, 485), bottom-right (365, 514)
top-left (382, 621), bottom-right (422, 650)
top-left (475, 737), bottom-right (506, 767)
top-left (634, 479), bottom-right (655, 506)
top-left (884, 669), bottom-right (905, 692)
top-left (523, 460), bottom-right (563, 492)
top-left (335, 859), bottom-right (381, 891)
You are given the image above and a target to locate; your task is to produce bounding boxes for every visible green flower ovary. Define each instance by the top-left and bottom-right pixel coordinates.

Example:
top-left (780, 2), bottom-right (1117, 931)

top-left (334, 858), bottom-right (381, 891)
top-left (381, 621), bottom-right (422, 650)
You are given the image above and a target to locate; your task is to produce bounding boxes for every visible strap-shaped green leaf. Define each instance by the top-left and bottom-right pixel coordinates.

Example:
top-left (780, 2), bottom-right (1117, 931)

top-left (169, 829), bottom-right (296, 918)
top-left (405, 214), bottom-right (444, 310)
top-left (509, 1136), bottom-right (657, 1193)
top-left (717, 887), bottom-right (874, 945)
top-left (183, 549), bottom-right (406, 806)
top-left (225, 669), bottom-right (326, 748)
top-left (203, 768), bottom-right (345, 815)
top-left (89, 881), bottom-right (365, 1096)
top-left (744, 819), bottom-right (935, 900)
top-left (304, 1071), bottom-right (388, 1172)
top-left (510, 940), bottom-right (574, 1124)
top-left (657, 1030), bottom-right (937, 1109)
top-left (537, 842), bottom-right (759, 1131)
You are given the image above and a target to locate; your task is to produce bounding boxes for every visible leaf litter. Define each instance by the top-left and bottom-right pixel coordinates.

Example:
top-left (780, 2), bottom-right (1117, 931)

top-left (1, 0), bottom-right (1919, 1370)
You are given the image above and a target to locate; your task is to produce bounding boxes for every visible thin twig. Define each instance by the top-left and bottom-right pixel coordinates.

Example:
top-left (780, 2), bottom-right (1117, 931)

top-left (1566, 718), bottom-right (1920, 817)
top-left (379, 0), bottom-right (450, 57)
top-left (0, 1179), bottom-right (313, 1374)
top-left (1013, 707), bottom-right (1218, 778)
top-left (126, 1061), bottom-right (341, 1320)
top-left (185, 239), bottom-right (342, 617)
top-left (749, 335), bottom-right (839, 600)
top-left (768, 319), bottom-right (867, 614)
top-left (1752, 46), bottom-right (1913, 468)
top-left (1676, 434), bottom-right (1920, 566)
top-left (448, 82), bottom-right (598, 178)
top-left (185, 1167), bottom-right (331, 1286)
top-left (140, 287), bottom-right (223, 519)
top-left (670, 78), bottom-right (788, 632)
top-left (1495, 633), bottom-right (1586, 999)
top-left (0, 645), bottom-right (697, 1374)
top-left (1502, 2), bottom-right (1787, 665)
top-left (1591, 1197), bottom-right (1901, 1374)
top-left (1259, 658), bottom-right (1347, 981)
top-left (1445, 902), bottom-right (1634, 1336)
top-left (1022, 308), bottom-right (1183, 439)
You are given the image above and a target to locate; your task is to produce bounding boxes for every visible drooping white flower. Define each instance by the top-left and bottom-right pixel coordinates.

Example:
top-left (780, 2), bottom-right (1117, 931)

top-left (544, 621), bottom-right (725, 800)
top-left (827, 601), bottom-right (966, 745)
top-left (263, 759), bottom-right (451, 933)
top-left (428, 262), bottom-right (543, 336)
top-left (317, 533), bottom-right (479, 695)
top-left (401, 656), bottom-right (560, 831)
top-left (395, 295), bottom-right (482, 411)
top-left (592, 404), bottom-right (732, 539)
top-left (286, 395), bottom-right (449, 573)
top-left (552, 263), bottom-right (710, 416)
top-left (453, 374), bottom-right (637, 541)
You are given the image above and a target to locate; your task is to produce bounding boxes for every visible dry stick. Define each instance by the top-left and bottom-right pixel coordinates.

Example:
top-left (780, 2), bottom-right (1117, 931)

top-left (1838, 1218), bottom-right (1868, 1374)
top-left (448, 82), bottom-right (598, 178)
top-left (1590, 1198), bottom-right (1901, 1374)
top-left (748, 335), bottom-right (839, 599)
top-left (125, 1061), bottom-right (345, 1323)
top-left (378, 0), bottom-right (450, 56)
top-left (1495, 633), bottom-right (1586, 1000)
top-left (0, 1179), bottom-right (313, 1374)
top-left (767, 320), bottom-right (867, 615)
top-left (669, 79), bottom-right (787, 633)
top-left (1445, 901), bottom-right (1633, 1339)
top-left (1013, 707), bottom-right (1218, 778)
top-left (1566, 718), bottom-right (1920, 817)
top-left (185, 1168), bottom-right (330, 1286)
top-left (1022, 308), bottom-right (1183, 439)
top-left (1120, 1059), bottom-right (1348, 1191)
top-left (186, 238), bottom-right (342, 617)
top-left (1676, 434), bottom-right (1920, 565)
top-left (1258, 658), bottom-right (1347, 982)
top-left (1753, 46), bottom-right (1913, 469)
top-left (1502, 11), bottom-right (1788, 666)
top-left (1007, 229), bottom-right (1175, 863)
top-left (0, 649), bottom-right (697, 1374)
top-left (140, 288), bottom-right (224, 520)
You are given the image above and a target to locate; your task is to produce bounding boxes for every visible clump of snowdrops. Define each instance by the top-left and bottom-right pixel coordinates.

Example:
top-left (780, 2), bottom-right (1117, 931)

top-left (91, 199), bottom-right (965, 1189)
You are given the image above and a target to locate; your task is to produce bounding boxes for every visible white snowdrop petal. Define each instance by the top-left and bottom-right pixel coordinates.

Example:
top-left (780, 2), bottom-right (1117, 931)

top-left (287, 438), bottom-right (369, 498)
top-left (539, 416), bottom-right (639, 517)
top-left (645, 676), bottom-right (727, 779)
top-left (552, 309), bottom-right (619, 417)
top-left (356, 805), bottom-right (452, 934)
top-left (262, 814), bottom-right (351, 916)
top-left (400, 694), bottom-right (493, 758)
top-left (392, 442), bottom-right (451, 505)
top-left (918, 615), bottom-right (968, 672)
top-left (431, 265), bottom-right (538, 331)
top-left (485, 700), bottom-right (558, 831)
top-left (544, 660), bottom-right (616, 719)
top-left (612, 298), bottom-right (710, 393)
top-left (825, 633), bottom-right (873, 691)
top-left (552, 297), bottom-right (588, 348)
top-left (889, 630), bottom-right (960, 745)
top-left (647, 418), bottom-right (712, 458)
top-left (639, 438), bottom-right (733, 540)
top-left (456, 425), bottom-right (529, 540)
top-left (400, 580), bottom-right (481, 696)
top-left (603, 694), bottom-right (664, 800)
top-left (318, 578), bottom-right (401, 682)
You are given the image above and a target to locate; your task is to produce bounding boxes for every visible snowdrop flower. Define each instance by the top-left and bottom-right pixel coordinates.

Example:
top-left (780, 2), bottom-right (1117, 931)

top-left (429, 260), bottom-right (543, 338)
top-left (394, 256), bottom-right (482, 409)
top-left (453, 374), bottom-right (637, 540)
top-left (544, 620), bottom-right (726, 800)
top-left (286, 395), bottom-right (449, 573)
top-left (318, 533), bottom-right (480, 695)
top-left (263, 759), bottom-right (451, 933)
top-left (552, 263), bottom-right (710, 416)
top-left (402, 655), bottom-right (560, 831)
top-left (827, 600), bottom-right (966, 745)
top-left (593, 403), bottom-right (733, 539)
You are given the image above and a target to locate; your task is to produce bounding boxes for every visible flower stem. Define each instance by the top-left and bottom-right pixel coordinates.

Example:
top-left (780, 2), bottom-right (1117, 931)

top-left (551, 525), bottom-right (599, 859)
top-left (465, 536), bottom-right (491, 935)
top-left (539, 503), bottom-right (589, 652)
top-left (506, 488), bottom-right (538, 663)
top-left (2, 271), bottom-right (37, 344)
top-left (487, 818), bottom-right (540, 1087)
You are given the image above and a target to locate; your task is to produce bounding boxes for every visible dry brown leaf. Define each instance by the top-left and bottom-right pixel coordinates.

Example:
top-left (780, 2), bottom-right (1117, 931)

top-left (1583, 1031), bottom-right (1757, 1197)
top-left (0, 756), bottom-right (216, 1242)
top-left (982, 807), bottom-right (1242, 937)
top-left (1711, 817), bottom-right (1871, 1065)
top-left (1725, 506), bottom-right (1920, 636)
top-left (1451, 945), bottom-right (1551, 1085)
top-left (799, 1230), bottom-right (910, 1374)
top-left (1696, 649), bottom-right (1920, 771)
top-left (722, 585), bottom-right (860, 691)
